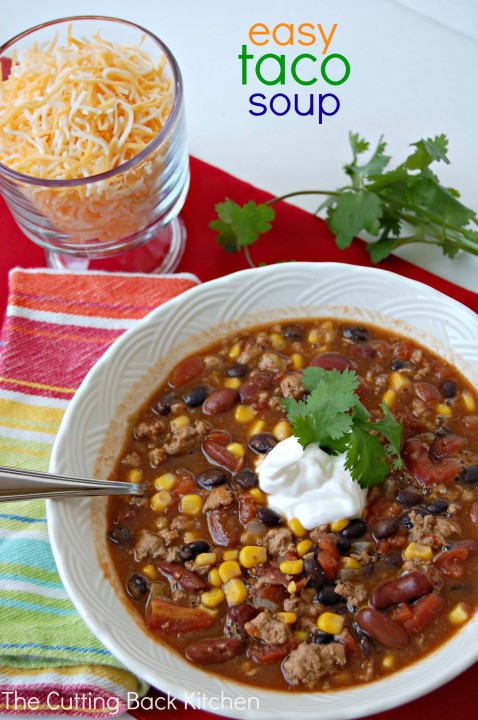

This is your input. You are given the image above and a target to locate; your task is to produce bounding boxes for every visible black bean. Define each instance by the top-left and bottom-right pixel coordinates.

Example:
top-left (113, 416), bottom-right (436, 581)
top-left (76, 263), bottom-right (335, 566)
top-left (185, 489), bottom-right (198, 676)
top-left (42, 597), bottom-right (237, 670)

top-left (439, 379), bottom-right (457, 399)
top-left (390, 359), bottom-right (407, 371)
top-left (234, 470), bottom-right (259, 489)
top-left (373, 517), bottom-right (399, 540)
top-left (342, 326), bottom-right (370, 343)
top-left (126, 574), bottom-right (149, 600)
top-left (197, 468), bottom-right (228, 489)
top-left (303, 557), bottom-right (326, 588)
top-left (283, 324), bottom-right (304, 340)
top-left (459, 465), bottom-right (478, 484)
top-left (356, 629), bottom-right (374, 656)
top-left (427, 499), bottom-right (449, 515)
top-left (108, 525), bottom-right (132, 545)
top-left (257, 506), bottom-right (283, 527)
top-left (153, 393), bottom-right (176, 416)
top-left (316, 584), bottom-right (343, 606)
top-left (396, 487), bottom-right (424, 506)
top-left (312, 630), bottom-right (334, 645)
top-left (183, 385), bottom-right (209, 408)
top-left (385, 552), bottom-right (402, 568)
top-left (227, 363), bottom-right (248, 378)
top-left (248, 433), bottom-right (278, 454)
top-left (179, 540), bottom-right (210, 561)
top-left (335, 537), bottom-right (352, 555)
top-left (400, 506), bottom-right (427, 529)
top-left (341, 519), bottom-right (367, 539)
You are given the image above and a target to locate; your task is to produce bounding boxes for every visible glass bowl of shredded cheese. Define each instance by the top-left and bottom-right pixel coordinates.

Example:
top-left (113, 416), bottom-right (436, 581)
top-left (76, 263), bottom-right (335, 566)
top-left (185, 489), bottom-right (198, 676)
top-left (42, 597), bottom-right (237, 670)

top-left (0, 16), bottom-right (189, 272)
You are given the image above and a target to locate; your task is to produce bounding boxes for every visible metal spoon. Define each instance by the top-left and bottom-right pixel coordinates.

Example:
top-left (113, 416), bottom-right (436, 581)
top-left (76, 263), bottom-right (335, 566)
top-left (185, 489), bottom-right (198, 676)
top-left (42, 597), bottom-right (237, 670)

top-left (0, 464), bottom-right (147, 501)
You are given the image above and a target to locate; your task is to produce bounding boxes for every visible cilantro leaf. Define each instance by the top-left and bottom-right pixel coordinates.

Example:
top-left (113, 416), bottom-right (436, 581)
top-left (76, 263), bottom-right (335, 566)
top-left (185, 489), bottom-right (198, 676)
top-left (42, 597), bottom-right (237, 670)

top-left (345, 135), bottom-right (390, 183)
top-left (346, 426), bottom-right (389, 488)
top-left (210, 200), bottom-right (275, 253)
top-left (349, 132), bottom-right (369, 157)
top-left (328, 191), bottom-right (383, 249)
top-left (406, 134), bottom-right (449, 170)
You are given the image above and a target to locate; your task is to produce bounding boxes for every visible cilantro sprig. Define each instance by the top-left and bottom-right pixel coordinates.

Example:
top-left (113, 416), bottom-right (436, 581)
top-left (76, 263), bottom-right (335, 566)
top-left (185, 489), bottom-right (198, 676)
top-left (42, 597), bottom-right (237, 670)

top-left (283, 367), bottom-right (403, 489)
top-left (210, 133), bottom-right (478, 264)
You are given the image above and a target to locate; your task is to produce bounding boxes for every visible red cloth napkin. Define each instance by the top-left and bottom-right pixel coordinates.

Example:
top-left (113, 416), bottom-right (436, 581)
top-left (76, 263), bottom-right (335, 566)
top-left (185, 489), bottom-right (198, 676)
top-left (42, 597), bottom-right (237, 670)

top-left (1, 157), bottom-right (477, 720)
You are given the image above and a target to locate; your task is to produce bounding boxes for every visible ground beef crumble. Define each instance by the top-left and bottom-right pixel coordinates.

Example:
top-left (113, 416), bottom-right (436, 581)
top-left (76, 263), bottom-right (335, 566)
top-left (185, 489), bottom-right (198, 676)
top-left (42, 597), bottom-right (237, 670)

top-left (134, 529), bottom-right (166, 561)
top-left (163, 420), bottom-right (208, 455)
top-left (245, 610), bottom-right (292, 644)
top-left (280, 372), bottom-right (306, 399)
top-left (202, 485), bottom-right (234, 512)
top-left (282, 642), bottom-right (346, 688)
top-left (409, 511), bottom-right (459, 547)
top-left (259, 527), bottom-right (293, 555)
top-left (335, 581), bottom-right (367, 611)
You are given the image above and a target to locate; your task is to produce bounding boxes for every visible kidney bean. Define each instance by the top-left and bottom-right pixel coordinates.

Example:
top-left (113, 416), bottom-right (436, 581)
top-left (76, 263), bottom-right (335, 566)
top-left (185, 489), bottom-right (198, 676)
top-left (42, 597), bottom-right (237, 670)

top-left (207, 508), bottom-right (242, 548)
top-left (179, 540), bottom-right (210, 561)
top-left (234, 469), bottom-right (259, 489)
top-left (239, 373), bottom-right (274, 404)
top-left (371, 571), bottom-right (433, 609)
top-left (414, 382), bottom-right (442, 403)
top-left (157, 561), bottom-right (209, 592)
top-left (170, 356), bottom-right (204, 388)
top-left (439, 379), bottom-right (457, 399)
top-left (342, 326), bottom-right (370, 343)
top-left (126, 574), bottom-right (149, 600)
top-left (458, 465), bottom-right (478, 484)
top-left (385, 552), bottom-right (403, 569)
top-left (203, 439), bottom-right (244, 473)
top-left (426, 499), bottom-right (449, 515)
top-left (153, 392), bottom-right (176, 416)
top-left (257, 506), bottom-right (283, 527)
top-left (471, 502), bottom-right (478, 525)
top-left (396, 487), bottom-right (424, 506)
top-left (147, 598), bottom-right (215, 634)
top-left (185, 638), bottom-right (247, 664)
top-left (403, 593), bottom-right (444, 634)
top-left (228, 603), bottom-right (259, 632)
top-left (310, 352), bottom-right (354, 372)
top-left (283, 324), bottom-right (304, 340)
top-left (373, 517), bottom-right (399, 540)
top-left (349, 344), bottom-right (377, 361)
top-left (303, 556), bottom-right (326, 588)
top-left (183, 385), bottom-right (209, 408)
top-left (227, 363), bottom-right (248, 377)
top-left (356, 608), bottom-right (409, 648)
top-left (202, 387), bottom-right (239, 415)
top-left (197, 468), bottom-right (228, 489)
top-left (108, 525), bottom-right (132, 545)
top-left (247, 642), bottom-right (292, 665)
top-left (316, 584), bottom-right (343, 606)
top-left (429, 434), bottom-right (467, 461)
top-left (341, 519), bottom-right (367, 539)
top-left (249, 433), bottom-right (278, 454)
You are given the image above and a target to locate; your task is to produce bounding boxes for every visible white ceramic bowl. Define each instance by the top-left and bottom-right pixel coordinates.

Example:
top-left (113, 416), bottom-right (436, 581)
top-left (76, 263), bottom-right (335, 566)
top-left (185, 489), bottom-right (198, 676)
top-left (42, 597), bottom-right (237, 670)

top-left (48, 262), bottom-right (478, 719)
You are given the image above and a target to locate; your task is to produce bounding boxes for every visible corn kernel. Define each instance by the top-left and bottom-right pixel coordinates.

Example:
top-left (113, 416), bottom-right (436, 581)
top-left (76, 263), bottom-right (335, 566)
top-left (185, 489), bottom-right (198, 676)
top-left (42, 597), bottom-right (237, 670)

top-left (201, 588), bottom-right (225, 608)
top-left (224, 377), bottom-right (241, 389)
top-left (291, 353), bottom-right (303, 370)
top-left (288, 517), bottom-right (307, 538)
top-left (321, 320), bottom-right (334, 330)
top-left (293, 630), bottom-right (309, 642)
top-left (382, 389), bottom-right (396, 408)
top-left (287, 581), bottom-right (297, 594)
top-left (389, 371), bottom-right (411, 391)
top-left (297, 539), bottom-right (313, 557)
top-left (341, 556), bottom-right (361, 569)
top-left (276, 611), bottom-right (297, 624)
top-left (153, 472), bottom-right (176, 491)
top-left (229, 342), bottom-right (241, 359)
top-left (224, 577), bottom-right (248, 605)
top-left (208, 568), bottom-right (222, 587)
top-left (171, 415), bottom-right (190, 430)
top-left (249, 419), bottom-right (265, 437)
top-left (234, 405), bottom-right (256, 423)
top-left (270, 332), bottom-right (285, 349)
top-left (218, 560), bottom-right (242, 583)
top-left (239, 545), bottom-right (267, 569)
top-left (180, 493), bottom-right (204, 516)
top-left (200, 605), bottom-right (219, 618)
top-left (249, 487), bottom-right (267, 505)
top-left (142, 564), bottom-right (157, 580)
top-left (436, 403), bottom-right (452, 417)
top-left (449, 602), bottom-right (471, 625)
top-left (155, 516), bottom-right (169, 530)
top-left (463, 390), bottom-right (476, 413)
top-left (227, 443), bottom-right (246, 460)
top-left (150, 490), bottom-right (171, 512)
top-left (273, 420), bottom-right (291, 441)
top-left (383, 654), bottom-right (395, 670)
top-left (196, 552), bottom-right (217, 566)
top-left (317, 612), bottom-right (345, 635)
top-left (127, 468), bottom-right (143, 483)
top-left (404, 542), bottom-right (433, 561)
top-left (279, 559), bottom-right (304, 575)
top-left (308, 328), bottom-right (320, 344)
top-left (331, 518), bottom-right (349, 532)
top-left (223, 549), bottom-right (239, 560)
top-left (183, 530), bottom-right (202, 543)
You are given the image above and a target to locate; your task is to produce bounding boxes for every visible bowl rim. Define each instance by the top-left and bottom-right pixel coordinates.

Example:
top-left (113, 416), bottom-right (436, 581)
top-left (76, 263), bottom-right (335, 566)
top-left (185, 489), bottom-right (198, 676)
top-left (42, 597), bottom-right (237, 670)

top-left (47, 262), bottom-right (478, 719)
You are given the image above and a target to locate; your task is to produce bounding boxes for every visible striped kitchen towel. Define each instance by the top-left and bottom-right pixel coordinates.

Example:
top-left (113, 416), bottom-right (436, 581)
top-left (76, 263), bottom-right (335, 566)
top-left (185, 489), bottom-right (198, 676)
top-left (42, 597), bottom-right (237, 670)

top-left (0, 268), bottom-right (199, 716)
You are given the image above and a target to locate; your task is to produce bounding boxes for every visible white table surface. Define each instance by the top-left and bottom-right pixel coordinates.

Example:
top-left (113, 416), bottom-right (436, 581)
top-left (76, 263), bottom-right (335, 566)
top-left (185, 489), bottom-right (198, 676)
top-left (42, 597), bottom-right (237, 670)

top-left (0, 1), bottom-right (477, 717)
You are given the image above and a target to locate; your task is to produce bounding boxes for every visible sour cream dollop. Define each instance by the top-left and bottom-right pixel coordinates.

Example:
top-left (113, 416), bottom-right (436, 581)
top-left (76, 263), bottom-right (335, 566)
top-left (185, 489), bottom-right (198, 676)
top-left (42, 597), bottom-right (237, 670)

top-left (258, 435), bottom-right (367, 530)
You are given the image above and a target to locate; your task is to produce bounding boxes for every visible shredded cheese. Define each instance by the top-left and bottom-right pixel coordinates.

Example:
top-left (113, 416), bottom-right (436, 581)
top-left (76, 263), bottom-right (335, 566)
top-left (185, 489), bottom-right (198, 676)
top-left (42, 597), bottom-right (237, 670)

top-left (0, 26), bottom-right (176, 242)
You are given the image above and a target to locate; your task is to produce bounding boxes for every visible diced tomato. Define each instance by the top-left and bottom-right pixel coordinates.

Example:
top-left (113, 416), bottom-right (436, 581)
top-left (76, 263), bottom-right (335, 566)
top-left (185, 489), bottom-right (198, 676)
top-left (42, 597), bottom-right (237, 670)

top-left (254, 584), bottom-right (288, 605)
top-left (377, 539), bottom-right (390, 554)
top-left (393, 341), bottom-right (416, 361)
top-left (170, 356), bottom-right (204, 388)
top-left (433, 363), bottom-right (456, 381)
top-left (171, 476), bottom-right (197, 497)
top-left (254, 564), bottom-right (289, 587)
top-left (348, 344), bottom-right (377, 361)
top-left (470, 502), bottom-right (478, 526)
top-left (238, 492), bottom-right (258, 525)
top-left (146, 598), bottom-right (215, 635)
top-left (318, 535), bottom-right (341, 561)
top-left (390, 603), bottom-right (413, 626)
top-left (247, 642), bottom-right (294, 665)
top-left (404, 437), bottom-right (460, 486)
top-left (317, 550), bottom-right (340, 580)
top-left (404, 593), bottom-right (444, 634)
top-left (434, 540), bottom-right (476, 578)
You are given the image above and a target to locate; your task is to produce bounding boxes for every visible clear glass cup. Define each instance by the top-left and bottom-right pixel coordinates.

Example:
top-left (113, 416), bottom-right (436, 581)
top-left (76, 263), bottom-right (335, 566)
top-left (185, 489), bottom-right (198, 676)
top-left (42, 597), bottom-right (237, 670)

top-left (0, 16), bottom-right (189, 273)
